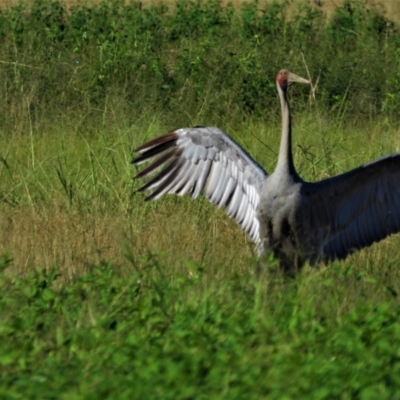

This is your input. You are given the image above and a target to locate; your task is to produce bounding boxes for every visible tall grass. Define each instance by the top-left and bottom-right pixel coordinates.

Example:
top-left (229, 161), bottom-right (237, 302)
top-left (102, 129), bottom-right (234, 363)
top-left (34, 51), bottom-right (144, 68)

top-left (1, 113), bottom-right (400, 276)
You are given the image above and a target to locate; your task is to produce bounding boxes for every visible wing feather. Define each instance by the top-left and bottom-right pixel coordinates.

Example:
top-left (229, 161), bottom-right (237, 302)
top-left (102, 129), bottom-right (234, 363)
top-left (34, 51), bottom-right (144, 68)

top-left (137, 158), bottom-right (181, 192)
top-left (210, 166), bottom-right (228, 205)
top-left (172, 161), bottom-right (195, 195)
top-left (237, 192), bottom-right (248, 223)
top-left (204, 160), bottom-right (222, 197)
top-left (303, 154), bottom-right (400, 261)
top-left (133, 126), bottom-right (268, 245)
top-left (226, 186), bottom-right (242, 218)
top-left (178, 162), bottom-right (201, 196)
top-left (219, 176), bottom-right (236, 206)
top-left (146, 159), bottom-right (187, 201)
top-left (135, 148), bottom-right (181, 179)
top-left (249, 219), bottom-right (258, 239)
top-left (192, 159), bottom-right (212, 199)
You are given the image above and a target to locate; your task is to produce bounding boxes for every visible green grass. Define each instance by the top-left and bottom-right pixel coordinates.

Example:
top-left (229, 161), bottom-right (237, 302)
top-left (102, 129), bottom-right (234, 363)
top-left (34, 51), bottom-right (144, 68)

top-left (1, 258), bottom-right (400, 398)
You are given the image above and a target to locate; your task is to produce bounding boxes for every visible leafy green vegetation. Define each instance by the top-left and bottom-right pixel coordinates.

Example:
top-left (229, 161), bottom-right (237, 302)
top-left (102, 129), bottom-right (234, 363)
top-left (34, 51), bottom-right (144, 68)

top-left (1, 259), bottom-right (400, 398)
top-left (0, 0), bottom-right (399, 135)
top-left (1, 0), bottom-right (400, 397)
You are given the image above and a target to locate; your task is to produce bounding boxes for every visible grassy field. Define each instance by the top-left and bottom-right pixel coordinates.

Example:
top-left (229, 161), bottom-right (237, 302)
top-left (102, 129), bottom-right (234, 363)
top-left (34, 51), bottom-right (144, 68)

top-left (1, 0), bottom-right (400, 397)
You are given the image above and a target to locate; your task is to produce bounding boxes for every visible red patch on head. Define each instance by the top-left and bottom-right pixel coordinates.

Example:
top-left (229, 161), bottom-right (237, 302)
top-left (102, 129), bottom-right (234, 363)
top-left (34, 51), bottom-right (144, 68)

top-left (276, 70), bottom-right (288, 91)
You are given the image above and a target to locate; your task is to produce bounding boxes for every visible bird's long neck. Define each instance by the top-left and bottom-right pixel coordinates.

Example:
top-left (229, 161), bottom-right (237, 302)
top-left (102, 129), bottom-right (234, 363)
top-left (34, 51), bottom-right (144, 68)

top-left (275, 83), bottom-right (297, 178)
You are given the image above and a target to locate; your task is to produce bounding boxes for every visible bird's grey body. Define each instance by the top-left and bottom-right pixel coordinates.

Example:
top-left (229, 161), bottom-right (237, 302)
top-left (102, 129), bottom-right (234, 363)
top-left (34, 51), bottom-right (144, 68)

top-left (258, 174), bottom-right (305, 272)
top-left (133, 69), bottom-right (400, 272)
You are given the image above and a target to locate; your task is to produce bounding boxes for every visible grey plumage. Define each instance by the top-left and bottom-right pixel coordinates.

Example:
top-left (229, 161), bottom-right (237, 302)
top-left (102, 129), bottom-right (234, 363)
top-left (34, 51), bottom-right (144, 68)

top-left (132, 69), bottom-right (400, 273)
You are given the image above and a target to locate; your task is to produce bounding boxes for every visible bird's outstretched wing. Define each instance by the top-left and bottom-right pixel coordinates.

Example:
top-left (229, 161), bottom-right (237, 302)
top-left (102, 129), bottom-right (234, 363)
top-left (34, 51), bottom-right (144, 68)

top-left (303, 154), bottom-right (400, 260)
top-left (132, 126), bottom-right (268, 246)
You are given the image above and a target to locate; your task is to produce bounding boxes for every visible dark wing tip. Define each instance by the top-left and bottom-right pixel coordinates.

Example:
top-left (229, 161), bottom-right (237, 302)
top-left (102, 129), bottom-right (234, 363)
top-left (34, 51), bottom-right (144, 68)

top-left (132, 131), bottom-right (180, 166)
top-left (133, 148), bottom-right (182, 179)
top-left (135, 131), bottom-right (179, 153)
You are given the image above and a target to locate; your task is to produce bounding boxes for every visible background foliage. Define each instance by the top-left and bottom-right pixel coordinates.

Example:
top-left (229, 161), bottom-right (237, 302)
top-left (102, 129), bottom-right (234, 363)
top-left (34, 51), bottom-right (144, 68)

top-left (0, 0), bottom-right (399, 135)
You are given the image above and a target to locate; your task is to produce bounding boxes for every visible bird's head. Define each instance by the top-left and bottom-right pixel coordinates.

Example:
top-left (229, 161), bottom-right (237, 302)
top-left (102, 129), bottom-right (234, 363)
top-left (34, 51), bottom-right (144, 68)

top-left (276, 69), bottom-right (310, 92)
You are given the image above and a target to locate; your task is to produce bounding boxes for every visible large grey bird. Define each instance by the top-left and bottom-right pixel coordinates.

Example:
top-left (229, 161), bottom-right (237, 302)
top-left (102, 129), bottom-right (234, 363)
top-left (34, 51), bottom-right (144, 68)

top-left (132, 69), bottom-right (400, 273)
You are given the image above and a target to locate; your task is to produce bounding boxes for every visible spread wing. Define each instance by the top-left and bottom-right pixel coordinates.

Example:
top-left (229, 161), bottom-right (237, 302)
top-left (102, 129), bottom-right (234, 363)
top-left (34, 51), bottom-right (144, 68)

top-left (303, 154), bottom-right (400, 261)
top-left (132, 126), bottom-right (268, 246)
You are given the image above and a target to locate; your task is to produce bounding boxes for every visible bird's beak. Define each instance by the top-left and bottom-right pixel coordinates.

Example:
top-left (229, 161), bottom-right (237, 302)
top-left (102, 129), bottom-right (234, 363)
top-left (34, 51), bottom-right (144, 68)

top-left (288, 72), bottom-right (310, 85)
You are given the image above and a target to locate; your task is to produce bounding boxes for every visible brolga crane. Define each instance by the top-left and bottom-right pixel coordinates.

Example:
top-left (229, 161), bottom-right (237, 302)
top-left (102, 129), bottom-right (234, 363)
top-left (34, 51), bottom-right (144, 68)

top-left (133, 69), bottom-right (400, 274)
